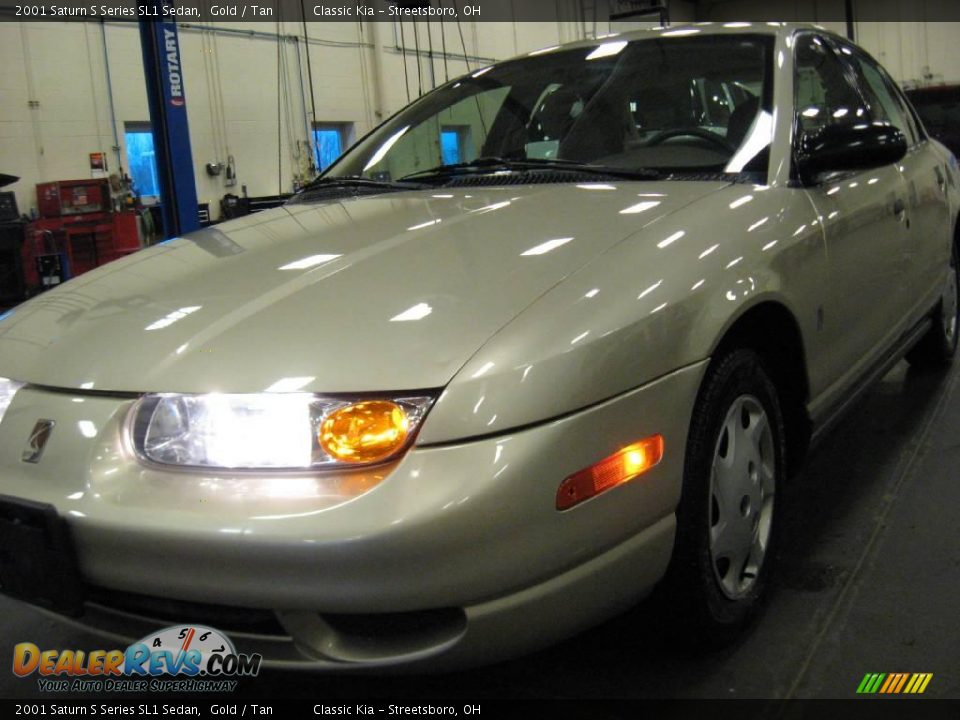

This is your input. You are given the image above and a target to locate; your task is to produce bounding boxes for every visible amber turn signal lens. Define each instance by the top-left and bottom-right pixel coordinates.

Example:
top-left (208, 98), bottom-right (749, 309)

top-left (556, 435), bottom-right (664, 510)
top-left (319, 401), bottom-right (410, 464)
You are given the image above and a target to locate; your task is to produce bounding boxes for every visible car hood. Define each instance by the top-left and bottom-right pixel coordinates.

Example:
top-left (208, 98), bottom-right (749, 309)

top-left (0, 182), bottom-right (727, 393)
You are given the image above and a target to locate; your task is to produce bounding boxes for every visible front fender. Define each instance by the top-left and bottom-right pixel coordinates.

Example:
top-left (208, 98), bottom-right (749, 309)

top-left (417, 186), bottom-right (824, 445)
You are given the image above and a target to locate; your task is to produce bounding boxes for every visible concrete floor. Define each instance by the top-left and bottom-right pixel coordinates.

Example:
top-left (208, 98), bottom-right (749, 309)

top-left (2, 359), bottom-right (959, 700)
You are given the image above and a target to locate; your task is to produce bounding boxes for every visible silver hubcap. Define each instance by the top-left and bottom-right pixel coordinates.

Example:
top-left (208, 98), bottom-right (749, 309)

top-left (943, 264), bottom-right (958, 346)
top-left (709, 395), bottom-right (775, 600)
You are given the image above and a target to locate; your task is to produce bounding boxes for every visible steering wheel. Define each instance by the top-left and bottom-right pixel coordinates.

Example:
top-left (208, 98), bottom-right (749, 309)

top-left (644, 128), bottom-right (735, 153)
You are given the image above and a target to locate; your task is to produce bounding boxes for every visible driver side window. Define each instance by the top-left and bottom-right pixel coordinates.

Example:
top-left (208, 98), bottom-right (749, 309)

top-left (794, 34), bottom-right (868, 135)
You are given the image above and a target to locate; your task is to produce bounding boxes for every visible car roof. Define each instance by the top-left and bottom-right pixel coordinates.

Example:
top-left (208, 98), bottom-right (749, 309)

top-left (905, 84), bottom-right (960, 95)
top-left (504, 22), bottom-right (831, 64)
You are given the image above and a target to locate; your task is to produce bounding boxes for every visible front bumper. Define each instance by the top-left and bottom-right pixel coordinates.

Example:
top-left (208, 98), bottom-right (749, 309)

top-left (0, 361), bottom-right (706, 669)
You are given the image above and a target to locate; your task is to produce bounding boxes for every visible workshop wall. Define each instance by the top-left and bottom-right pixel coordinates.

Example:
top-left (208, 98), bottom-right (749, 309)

top-left (0, 19), bottom-right (581, 220)
top-left (1, 10), bottom-right (958, 222)
top-left (700, 1), bottom-right (960, 84)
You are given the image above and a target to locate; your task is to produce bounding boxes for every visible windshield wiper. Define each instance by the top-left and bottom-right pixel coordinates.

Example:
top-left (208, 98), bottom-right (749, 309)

top-left (399, 156), bottom-right (577, 179)
top-left (398, 157), bottom-right (662, 182)
top-left (298, 175), bottom-right (428, 193)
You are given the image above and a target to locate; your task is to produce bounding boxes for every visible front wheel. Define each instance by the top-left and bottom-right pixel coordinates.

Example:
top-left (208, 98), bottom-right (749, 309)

top-left (906, 243), bottom-right (959, 368)
top-left (666, 349), bottom-right (786, 643)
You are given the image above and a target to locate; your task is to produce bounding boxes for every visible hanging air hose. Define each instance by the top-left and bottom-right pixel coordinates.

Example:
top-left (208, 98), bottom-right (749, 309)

top-left (301, 3), bottom-right (319, 176)
top-left (201, 20), bottom-right (223, 174)
top-left (439, 0), bottom-right (450, 83)
top-left (453, 0), bottom-right (471, 72)
top-left (278, 36), bottom-right (303, 167)
top-left (425, 14), bottom-right (435, 89)
top-left (98, 22), bottom-right (124, 175)
top-left (211, 25), bottom-right (233, 183)
top-left (399, 18), bottom-right (411, 104)
top-left (357, 20), bottom-right (374, 131)
top-left (293, 38), bottom-right (316, 180)
top-left (199, 5), bottom-right (234, 188)
top-left (225, 155), bottom-right (236, 187)
top-left (453, 0), bottom-right (485, 137)
top-left (412, 17), bottom-right (423, 96)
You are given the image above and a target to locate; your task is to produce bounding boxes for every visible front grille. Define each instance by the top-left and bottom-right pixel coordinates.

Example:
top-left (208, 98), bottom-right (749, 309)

top-left (73, 586), bottom-right (466, 666)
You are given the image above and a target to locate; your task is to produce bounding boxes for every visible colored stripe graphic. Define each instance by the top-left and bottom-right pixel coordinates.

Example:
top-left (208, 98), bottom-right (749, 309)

top-left (892, 673), bottom-right (909, 693)
top-left (879, 674), bottom-right (896, 693)
top-left (857, 673), bottom-right (933, 694)
top-left (880, 673), bottom-right (898, 693)
top-left (856, 674), bottom-right (874, 694)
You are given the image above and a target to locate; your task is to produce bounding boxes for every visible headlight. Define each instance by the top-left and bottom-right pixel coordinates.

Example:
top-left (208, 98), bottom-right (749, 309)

top-left (0, 377), bottom-right (24, 425)
top-left (130, 393), bottom-right (435, 470)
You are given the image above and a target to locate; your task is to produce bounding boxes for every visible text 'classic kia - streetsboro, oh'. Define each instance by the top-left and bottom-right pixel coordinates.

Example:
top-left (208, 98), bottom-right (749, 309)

top-left (0, 23), bottom-right (958, 670)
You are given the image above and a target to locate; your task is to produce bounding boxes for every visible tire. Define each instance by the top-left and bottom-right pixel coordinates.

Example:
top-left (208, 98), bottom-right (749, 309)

top-left (906, 243), bottom-right (959, 368)
top-left (665, 349), bottom-right (786, 644)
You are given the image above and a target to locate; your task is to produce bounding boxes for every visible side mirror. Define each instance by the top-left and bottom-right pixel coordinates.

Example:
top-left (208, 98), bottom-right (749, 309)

top-left (796, 122), bottom-right (907, 185)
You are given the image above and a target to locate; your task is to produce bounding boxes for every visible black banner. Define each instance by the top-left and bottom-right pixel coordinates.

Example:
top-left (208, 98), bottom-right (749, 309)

top-left (0, 0), bottom-right (555, 23)
top-left (2, 0), bottom-right (960, 23)
top-left (3, 699), bottom-right (960, 719)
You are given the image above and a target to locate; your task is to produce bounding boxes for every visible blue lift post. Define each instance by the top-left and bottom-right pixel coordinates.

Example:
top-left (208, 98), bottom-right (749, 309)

top-left (138, 6), bottom-right (200, 239)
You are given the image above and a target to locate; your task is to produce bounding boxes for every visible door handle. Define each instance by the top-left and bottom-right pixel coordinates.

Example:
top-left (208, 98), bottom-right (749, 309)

top-left (893, 198), bottom-right (906, 216)
top-left (935, 166), bottom-right (947, 192)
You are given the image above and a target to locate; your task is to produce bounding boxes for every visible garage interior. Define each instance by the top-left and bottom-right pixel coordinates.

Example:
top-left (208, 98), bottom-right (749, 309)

top-left (1, 0), bottom-right (959, 700)
top-left (1, 1), bottom-right (958, 302)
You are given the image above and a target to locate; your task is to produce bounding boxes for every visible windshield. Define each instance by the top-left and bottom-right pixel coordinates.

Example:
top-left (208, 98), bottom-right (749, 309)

top-left (326, 33), bottom-right (774, 183)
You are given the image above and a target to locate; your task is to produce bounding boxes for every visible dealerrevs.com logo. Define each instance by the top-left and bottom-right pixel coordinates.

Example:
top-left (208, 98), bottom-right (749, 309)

top-left (13, 625), bottom-right (261, 693)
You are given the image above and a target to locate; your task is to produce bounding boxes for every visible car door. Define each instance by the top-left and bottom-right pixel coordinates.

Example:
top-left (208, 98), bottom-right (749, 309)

top-left (840, 42), bottom-right (953, 324)
top-left (793, 32), bottom-right (912, 390)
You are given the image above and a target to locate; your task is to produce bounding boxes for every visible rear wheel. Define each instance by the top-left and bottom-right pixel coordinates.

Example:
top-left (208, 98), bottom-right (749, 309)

top-left (666, 349), bottom-right (786, 643)
top-left (906, 243), bottom-right (959, 368)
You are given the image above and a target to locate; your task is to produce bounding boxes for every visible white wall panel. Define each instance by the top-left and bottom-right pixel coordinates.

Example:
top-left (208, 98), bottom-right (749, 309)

top-left (0, 19), bottom-right (571, 217)
top-left (3, 9), bottom-right (959, 220)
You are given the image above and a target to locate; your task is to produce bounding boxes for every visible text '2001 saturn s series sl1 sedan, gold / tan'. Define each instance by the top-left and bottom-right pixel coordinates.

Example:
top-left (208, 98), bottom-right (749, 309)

top-left (0, 23), bottom-right (958, 671)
